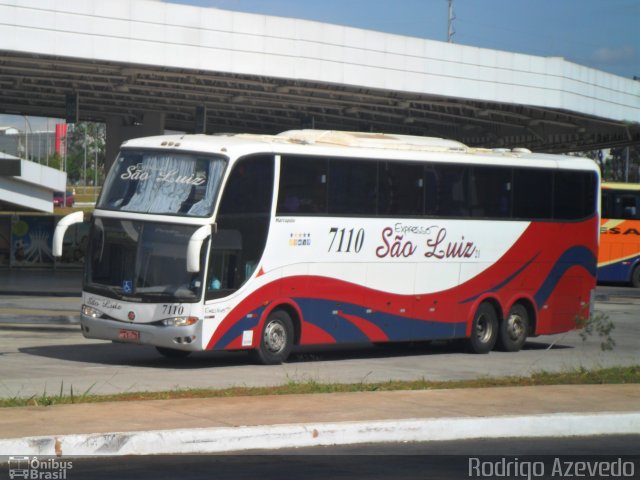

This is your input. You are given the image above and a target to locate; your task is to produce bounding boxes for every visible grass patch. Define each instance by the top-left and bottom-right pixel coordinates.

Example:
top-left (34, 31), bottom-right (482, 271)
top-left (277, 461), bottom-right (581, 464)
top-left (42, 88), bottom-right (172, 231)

top-left (1, 366), bottom-right (638, 408)
top-left (54, 206), bottom-right (94, 215)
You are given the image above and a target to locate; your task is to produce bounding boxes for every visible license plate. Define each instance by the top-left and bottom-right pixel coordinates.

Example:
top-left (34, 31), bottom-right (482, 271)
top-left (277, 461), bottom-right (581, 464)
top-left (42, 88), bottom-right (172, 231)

top-left (118, 329), bottom-right (140, 342)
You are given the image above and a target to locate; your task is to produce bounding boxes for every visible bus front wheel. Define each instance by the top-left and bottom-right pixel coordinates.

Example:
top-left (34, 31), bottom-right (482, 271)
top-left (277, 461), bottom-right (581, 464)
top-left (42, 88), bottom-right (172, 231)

top-left (496, 303), bottom-right (529, 352)
top-left (468, 302), bottom-right (498, 354)
top-left (252, 310), bottom-right (294, 365)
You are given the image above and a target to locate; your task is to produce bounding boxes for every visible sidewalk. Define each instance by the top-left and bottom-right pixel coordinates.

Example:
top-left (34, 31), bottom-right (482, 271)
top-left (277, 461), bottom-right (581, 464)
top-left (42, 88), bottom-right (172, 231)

top-left (1, 384), bottom-right (639, 456)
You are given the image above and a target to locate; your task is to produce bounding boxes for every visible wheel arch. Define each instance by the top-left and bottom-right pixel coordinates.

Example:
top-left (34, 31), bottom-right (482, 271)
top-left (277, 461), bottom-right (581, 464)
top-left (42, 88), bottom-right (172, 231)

top-left (629, 259), bottom-right (640, 288)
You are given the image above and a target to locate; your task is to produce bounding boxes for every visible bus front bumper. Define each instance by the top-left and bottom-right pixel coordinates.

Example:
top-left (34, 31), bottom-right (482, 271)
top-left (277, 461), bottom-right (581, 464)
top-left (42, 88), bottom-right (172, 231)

top-left (80, 314), bottom-right (204, 351)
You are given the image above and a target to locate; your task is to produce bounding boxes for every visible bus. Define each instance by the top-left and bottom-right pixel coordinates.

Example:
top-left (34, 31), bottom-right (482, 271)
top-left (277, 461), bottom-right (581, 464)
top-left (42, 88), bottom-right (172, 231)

top-left (598, 182), bottom-right (640, 287)
top-left (53, 130), bottom-right (599, 364)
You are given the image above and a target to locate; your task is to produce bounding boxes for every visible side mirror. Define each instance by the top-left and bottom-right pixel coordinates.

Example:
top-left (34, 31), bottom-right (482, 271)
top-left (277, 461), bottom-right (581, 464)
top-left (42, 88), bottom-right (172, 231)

top-left (52, 211), bottom-right (85, 257)
top-left (186, 224), bottom-right (213, 273)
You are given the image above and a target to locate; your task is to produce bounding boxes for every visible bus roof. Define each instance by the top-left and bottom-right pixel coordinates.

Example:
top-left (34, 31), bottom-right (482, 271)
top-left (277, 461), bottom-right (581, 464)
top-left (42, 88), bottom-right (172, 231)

top-left (601, 182), bottom-right (640, 191)
top-left (121, 130), bottom-right (599, 171)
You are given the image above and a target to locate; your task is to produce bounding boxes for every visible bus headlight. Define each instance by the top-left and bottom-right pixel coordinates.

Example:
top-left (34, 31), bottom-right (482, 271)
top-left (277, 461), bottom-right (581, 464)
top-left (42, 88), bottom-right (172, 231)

top-left (161, 316), bottom-right (199, 327)
top-left (82, 304), bottom-right (104, 318)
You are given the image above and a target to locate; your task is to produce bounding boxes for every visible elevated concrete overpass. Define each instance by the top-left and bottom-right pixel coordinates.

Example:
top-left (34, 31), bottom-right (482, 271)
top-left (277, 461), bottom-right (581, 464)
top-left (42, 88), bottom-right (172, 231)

top-left (1, 0), bottom-right (639, 171)
top-left (0, 152), bottom-right (65, 212)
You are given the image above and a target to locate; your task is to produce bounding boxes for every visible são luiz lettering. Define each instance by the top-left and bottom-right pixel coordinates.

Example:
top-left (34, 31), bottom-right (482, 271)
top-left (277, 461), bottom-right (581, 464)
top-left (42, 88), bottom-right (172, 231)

top-left (376, 225), bottom-right (478, 259)
top-left (120, 164), bottom-right (206, 185)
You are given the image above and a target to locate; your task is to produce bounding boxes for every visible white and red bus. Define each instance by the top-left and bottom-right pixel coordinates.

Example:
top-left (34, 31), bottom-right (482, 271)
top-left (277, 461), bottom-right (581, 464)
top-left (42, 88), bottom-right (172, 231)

top-left (53, 130), bottom-right (599, 364)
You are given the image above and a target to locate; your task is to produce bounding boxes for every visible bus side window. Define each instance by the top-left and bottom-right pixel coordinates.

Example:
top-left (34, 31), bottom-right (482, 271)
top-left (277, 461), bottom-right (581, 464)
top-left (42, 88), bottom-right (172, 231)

top-left (620, 194), bottom-right (640, 219)
top-left (469, 166), bottom-right (512, 218)
top-left (601, 191), bottom-right (613, 218)
top-left (624, 206), bottom-right (637, 218)
top-left (613, 193), bottom-right (623, 218)
top-left (424, 165), bottom-right (438, 216)
top-left (433, 165), bottom-right (469, 217)
top-left (379, 161), bottom-right (423, 216)
top-left (609, 191), bottom-right (640, 220)
top-left (513, 168), bottom-right (552, 220)
top-left (554, 171), bottom-right (597, 220)
top-left (277, 156), bottom-right (328, 215)
top-left (328, 158), bottom-right (377, 215)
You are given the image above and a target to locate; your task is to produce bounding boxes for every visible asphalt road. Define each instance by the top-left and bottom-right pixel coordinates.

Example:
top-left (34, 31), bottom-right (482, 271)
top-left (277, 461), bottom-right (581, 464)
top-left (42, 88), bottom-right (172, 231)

top-left (0, 288), bottom-right (639, 399)
top-left (2, 436), bottom-right (638, 480)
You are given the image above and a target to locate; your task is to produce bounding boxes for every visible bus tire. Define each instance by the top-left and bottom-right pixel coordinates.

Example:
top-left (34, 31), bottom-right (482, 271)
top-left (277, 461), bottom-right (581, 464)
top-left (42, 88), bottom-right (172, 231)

top-left (496, 303), bottom-right (529, 352)
top-left (467, 302), bottom-right (498, 354)
top-left (632, 266), bottom-right (640, 288)
top-left (156, 346), bottom-right (192, 359)
top-left (253, 310), bottom-right (294, 365)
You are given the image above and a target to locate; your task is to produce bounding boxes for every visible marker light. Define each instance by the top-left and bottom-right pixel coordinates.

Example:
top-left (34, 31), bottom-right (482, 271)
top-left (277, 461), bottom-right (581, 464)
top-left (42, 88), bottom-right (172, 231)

top-left (82, 304), bottom-right (104, 319)
top-left (161, 316), bottom-right (199, 327)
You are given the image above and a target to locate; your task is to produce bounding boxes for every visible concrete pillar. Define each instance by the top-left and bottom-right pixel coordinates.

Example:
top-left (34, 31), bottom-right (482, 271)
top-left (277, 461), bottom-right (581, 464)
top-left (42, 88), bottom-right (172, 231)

top-left (105, 112), bottom-right (165, 174)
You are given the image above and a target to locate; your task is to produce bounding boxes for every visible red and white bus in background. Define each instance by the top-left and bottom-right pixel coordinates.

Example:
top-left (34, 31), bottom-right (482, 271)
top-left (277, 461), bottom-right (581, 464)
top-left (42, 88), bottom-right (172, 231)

top-left (53, 130), bottom-right (600, 364)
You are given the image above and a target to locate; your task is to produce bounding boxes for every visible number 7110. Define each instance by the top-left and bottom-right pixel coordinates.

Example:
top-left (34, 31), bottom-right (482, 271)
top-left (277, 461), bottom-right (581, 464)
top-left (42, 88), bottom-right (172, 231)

top-left (328, 227), bottom-right (365, 253)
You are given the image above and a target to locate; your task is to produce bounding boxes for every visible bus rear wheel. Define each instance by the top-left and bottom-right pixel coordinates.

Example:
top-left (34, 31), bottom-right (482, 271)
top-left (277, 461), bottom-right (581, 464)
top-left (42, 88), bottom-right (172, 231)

top-left (496, 303), bottom-right (529, 352)
top-left (468, 302), bottom-right (498, 354)
top-left (252, 310), bottom-right (294, 365)
top-left (156, 346), bottom-right (192, 359)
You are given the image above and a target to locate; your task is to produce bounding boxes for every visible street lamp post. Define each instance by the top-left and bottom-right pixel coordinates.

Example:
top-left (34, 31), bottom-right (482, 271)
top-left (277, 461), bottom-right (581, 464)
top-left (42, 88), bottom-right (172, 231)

top-left (23, 116), bottom-right (33, 161)
top-left (94, 144), bottom-right (98, 201)
top-left (83, 128), bottom-right (87, 187)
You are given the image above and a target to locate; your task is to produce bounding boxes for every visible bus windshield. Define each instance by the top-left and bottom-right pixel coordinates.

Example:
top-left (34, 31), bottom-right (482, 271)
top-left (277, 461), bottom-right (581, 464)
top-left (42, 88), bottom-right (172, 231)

top-left (98, 150), bottom-right (226, 217)
top-left (86, 218), bottom-right (205, 302)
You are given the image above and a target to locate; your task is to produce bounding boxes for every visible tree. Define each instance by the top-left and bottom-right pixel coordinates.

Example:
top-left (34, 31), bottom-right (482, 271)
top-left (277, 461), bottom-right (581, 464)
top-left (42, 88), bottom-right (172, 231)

top-left (45, 153), bottom-right (62, 171)
top-left (569, 147), bottom-right (640, 183)
top-left (608, 146), bottom-right (640, 183)
top-left (64, 122), bottom-right (106, 185)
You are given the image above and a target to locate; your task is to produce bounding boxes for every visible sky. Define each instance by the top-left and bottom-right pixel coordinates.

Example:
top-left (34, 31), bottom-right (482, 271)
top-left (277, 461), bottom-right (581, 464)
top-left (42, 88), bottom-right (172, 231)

top-left (2, 0), bottom-right (638, 131)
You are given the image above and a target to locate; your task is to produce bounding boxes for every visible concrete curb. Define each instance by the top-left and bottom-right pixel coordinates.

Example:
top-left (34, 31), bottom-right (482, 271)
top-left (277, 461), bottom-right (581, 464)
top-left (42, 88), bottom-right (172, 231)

top-left (2, 412), bottom-right (639, 457)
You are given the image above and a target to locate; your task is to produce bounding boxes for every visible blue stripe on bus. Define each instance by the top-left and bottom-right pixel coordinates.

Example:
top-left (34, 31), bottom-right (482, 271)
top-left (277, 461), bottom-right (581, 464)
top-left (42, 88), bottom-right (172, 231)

top-left (597, 257), bottom-right (640, 283)
top-left (459, 253), bottom-right (540, 304)
top-left (213, 309), bottom-right (262, 349)
top-left (294, 298), bottom-right (370, 342)
top-left (296, 298), bottom-right (462, 342)
top-left (216, 298), bottom-right (464, 348)
top-left (534, 246), bottom-right (597, 308)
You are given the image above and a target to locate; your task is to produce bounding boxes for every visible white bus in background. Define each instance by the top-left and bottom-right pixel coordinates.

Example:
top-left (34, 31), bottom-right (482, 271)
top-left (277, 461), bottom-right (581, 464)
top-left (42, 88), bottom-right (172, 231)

top-left (53, 130), bottom-right (599, 364)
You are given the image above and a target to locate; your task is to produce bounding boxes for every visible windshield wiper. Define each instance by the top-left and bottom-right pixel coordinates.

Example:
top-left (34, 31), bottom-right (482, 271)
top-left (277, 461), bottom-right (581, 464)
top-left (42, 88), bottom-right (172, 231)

top-left (84, 284), bottom-right (133, 301)
top-left (90, 285), bottom-right (123, 296)
top-left (140, 291), bottom-right (197, 300)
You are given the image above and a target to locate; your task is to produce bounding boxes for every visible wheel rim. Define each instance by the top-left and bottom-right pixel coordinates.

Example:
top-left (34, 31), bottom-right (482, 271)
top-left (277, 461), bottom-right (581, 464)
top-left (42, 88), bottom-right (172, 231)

top-left (476, 313), bottom-right (493, 343)
top-left (264, 320), bottom-right (287, 354)
top-left (506, 313), bottom-right (525, 341)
